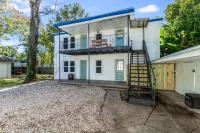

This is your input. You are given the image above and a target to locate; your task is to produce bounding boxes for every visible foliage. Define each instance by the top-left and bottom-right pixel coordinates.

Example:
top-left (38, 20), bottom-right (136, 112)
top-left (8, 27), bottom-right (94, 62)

top-left (38, 3), bottom-right (88, 66)
top-left (0, 0), bottom-right (29, 39)
top-left (0, 45), bottom-right (17, 57)
top-left (55, 3), bottom-right (88, 22)
top-left (161, 0), bottom-right (200, 56)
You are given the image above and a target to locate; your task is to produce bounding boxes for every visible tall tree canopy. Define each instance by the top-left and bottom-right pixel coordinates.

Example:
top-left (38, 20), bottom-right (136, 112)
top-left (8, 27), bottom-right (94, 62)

top-left (55, 3), bottom-right (88, 22)
top-left (161, 0), bottom-right (200, 56)
top-left (0, 0), bottom-right (29, 39)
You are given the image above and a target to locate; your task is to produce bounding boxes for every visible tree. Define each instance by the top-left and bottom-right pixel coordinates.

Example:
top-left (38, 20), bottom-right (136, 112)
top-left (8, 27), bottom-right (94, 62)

top-left (161, 0), bottom-right (200, 55)
top-left (55, 3), bottom-right (88, 22)
top-left (0, 45), bottom-right (17, 57)
top-left (25, 0), bottom-right (41, 82)
top-left (38, 3), bottom-right (88, 67)
top-left (0, 0), bottom-right (29, 39)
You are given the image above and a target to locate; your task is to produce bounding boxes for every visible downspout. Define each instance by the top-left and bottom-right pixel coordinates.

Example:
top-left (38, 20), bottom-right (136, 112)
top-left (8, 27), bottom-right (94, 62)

top-left (127, 15), bottom-right (130, 86)
top-left (58, 28), bottom-right (61, 81)
top-left (88, 24), bottom-right (90, 84)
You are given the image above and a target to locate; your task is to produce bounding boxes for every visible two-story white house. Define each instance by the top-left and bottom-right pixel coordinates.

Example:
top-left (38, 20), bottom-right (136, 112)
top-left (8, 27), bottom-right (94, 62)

top-left (53, 7), bottom-right (162, 105)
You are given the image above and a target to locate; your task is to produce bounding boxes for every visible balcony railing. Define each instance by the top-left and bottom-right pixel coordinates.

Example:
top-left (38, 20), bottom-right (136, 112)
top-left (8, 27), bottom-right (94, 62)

top-left (60, 33), bottom-right (130, 51)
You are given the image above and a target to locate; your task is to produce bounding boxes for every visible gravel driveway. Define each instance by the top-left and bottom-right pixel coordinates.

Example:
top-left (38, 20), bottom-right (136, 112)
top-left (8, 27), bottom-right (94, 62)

top-left (0, 81), bottom-right (106, 132)
top-left (0, 81), bottom-right (186, 133)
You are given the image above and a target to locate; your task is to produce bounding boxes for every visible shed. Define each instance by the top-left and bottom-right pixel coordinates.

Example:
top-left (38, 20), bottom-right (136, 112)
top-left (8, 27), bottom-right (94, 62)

top-left (153, 45), bottom-right (200, 95)
top-left (0, 55), bottom-right (13, 78)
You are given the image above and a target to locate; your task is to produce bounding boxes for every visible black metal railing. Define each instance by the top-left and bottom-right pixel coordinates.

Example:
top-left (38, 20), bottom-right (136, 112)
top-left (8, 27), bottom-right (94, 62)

top-left (60, 33), bottom-right (129, 51)
top-left (142, 40), bottom-right (156, 101)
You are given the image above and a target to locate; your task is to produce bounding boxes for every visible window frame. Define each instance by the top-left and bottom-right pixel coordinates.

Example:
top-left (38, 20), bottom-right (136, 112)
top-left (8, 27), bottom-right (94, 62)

top-left (64, 61), bottom-right (68, 72)
top-left (63, 38), bottom-right (68, 49)
top-left (70, 37), bottom-right (75, 49)
top-left (70, 61), bottom-right (75, 72)
top-left (96, 60), bottom-right (102, 74)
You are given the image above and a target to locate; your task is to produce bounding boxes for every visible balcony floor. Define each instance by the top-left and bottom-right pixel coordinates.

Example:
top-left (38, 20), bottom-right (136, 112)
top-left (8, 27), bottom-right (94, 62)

top-left (60, 46), bottom-right (131, 55)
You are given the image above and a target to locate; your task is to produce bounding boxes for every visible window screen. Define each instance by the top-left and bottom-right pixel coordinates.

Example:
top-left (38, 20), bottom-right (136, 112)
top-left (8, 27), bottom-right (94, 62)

top-left (96, 60), bottom-right (102, 73)
top-left (70, 37), bottom-right (75, 49)
top-left (64, 61), bottom-right (68, 72)
top-left (70, 61), bottom-right (75, 72)
top-left (63, 38), bottom-right (68, 49)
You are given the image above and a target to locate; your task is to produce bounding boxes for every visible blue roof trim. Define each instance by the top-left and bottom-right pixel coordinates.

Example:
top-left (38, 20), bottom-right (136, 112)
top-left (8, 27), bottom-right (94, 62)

top-left (53, 32), bottom-right (69, 36)
top-left (53, 7), bottom-right (135, 27)
top-left (149, 18), bottom-right (163, 22)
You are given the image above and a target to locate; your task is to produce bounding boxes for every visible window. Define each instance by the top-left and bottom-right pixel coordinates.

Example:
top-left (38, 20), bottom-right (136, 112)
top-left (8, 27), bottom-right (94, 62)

top-left (64, 61), bottom-right (68, 72)
top-left (96, 34), bottom-right (102, 40)
top-left (70, 61), bottom-right (75, 72)
top-left (116, 60), bottom-right (124, 71)
top-left (96, 60), bottom-right (102, 73)
top-left (63, 38), bottom-right (68, 49)
top-left (70, 37), bottom-right (75, 49)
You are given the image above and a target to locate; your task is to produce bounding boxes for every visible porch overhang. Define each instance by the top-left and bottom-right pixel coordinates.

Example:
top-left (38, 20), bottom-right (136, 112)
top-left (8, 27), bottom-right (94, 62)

top-left (60, 46), bottom-right (131, 55)
top-left (53, 8), bottom-right (134, 35)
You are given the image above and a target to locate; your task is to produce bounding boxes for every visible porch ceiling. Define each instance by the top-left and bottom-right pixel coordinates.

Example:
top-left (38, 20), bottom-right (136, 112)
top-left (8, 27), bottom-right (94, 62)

top-left (60, 16), bottom-right (128, 35)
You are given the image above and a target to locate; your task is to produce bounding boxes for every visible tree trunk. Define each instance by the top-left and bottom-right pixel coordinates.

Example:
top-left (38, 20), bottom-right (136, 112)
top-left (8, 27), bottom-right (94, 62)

top-left (25, 0), bottom-right (41, 83)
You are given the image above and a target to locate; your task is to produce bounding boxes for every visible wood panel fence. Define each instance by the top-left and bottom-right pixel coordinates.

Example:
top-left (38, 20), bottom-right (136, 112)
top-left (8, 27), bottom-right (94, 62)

top-left (152, 64), bottom-right (175, 91)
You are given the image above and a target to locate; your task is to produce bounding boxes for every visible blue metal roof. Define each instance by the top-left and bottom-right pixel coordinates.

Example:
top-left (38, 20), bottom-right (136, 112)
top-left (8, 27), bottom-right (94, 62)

top-left (149, 18), bottom-right (163, 22)
top-left (52, 32), bottom-right (69, 36)
top-left (53, 7), bottom-right (135, 27)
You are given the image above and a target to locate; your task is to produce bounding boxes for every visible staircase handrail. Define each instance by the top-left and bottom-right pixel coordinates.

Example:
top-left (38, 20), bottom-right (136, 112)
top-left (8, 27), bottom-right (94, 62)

top-left (142, 41), bottom-right (156, 100)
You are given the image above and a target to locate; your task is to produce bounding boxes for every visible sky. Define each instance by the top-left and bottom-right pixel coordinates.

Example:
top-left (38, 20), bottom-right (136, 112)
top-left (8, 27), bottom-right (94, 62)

top-left (1, 0), bottom-right (174, 50)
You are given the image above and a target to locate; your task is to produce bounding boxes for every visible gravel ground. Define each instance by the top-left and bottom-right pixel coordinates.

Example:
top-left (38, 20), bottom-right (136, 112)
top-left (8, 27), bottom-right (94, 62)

top-left (0, 81), bottom-right (106, 133)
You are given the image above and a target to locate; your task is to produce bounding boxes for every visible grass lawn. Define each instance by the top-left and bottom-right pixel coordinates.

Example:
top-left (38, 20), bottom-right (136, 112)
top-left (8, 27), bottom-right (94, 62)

top-left (0, 74), bottom-right (53, 88)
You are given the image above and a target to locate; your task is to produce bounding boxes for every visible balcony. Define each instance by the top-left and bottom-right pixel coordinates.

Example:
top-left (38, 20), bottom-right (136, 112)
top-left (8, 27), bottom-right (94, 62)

top-left (60, 33), bottom-right (132, 55)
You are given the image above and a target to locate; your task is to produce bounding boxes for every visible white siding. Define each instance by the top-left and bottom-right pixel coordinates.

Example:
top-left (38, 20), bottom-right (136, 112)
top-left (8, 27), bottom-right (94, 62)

top-left (54, 20), bottom-right (161, 81)
top-left (130, 21), bottom-right (161, 60)
top-left (176, 60), bottom-right (200, 95)
top-left (0, 62), bottom-right (11, 79)
top-left (58, 54), bottom-right (128, 81)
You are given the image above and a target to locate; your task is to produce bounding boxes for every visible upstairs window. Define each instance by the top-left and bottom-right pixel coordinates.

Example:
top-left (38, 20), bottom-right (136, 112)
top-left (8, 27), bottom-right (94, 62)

top-left (70, 61), bottom-right (75, 72)
top-left (96, 60), bottom-right (102, 73)
top-left (63, 38), bottom-right (68, 49)
top-left (96, 34), bottom-right (102, 40)
top-left (64, 61), bottom-right (68, 72)
top-left (70, 37), bottom-right (75, 49)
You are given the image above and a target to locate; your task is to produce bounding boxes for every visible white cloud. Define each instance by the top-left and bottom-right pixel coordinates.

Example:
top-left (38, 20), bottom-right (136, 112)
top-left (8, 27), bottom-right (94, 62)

top-left (10, 0), bottom-right (30, 14)
top-left (137, 4), bottom-right (159, 13)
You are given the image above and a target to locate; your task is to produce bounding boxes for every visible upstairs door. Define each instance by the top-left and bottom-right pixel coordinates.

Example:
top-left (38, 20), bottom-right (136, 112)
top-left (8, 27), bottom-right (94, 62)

top-left (80, 60), bottom-right (87, 80)
top-left (115, 30), bottom-right (124, 46)
top-left (115, 60), bottom-right (124, 81)
top-left (80, 34), bottom-right (88, 49)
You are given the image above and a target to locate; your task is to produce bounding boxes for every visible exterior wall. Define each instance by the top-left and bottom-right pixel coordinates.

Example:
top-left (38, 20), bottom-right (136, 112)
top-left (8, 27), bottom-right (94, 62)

top-left (130, 21), bottom-right (161, 61)
top-left (54, 20), bottom-right (161, 81)
top-left (54, 33), bottom-right (69, 79)
top-left (0, 62), bottom-right (11, 79)
top-left (59, 54), bottom-right (128, 81)
top-left (175, 60), bottom-right (200, 95)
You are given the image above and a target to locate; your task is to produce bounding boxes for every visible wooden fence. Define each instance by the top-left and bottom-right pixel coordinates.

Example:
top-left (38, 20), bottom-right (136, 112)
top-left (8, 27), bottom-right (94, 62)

top-left (152, 64), bottom-right (175, 91)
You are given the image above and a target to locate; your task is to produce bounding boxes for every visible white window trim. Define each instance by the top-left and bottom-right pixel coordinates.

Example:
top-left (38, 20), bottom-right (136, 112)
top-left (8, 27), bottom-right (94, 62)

top-left (96, 60), bottom-right (102, 74)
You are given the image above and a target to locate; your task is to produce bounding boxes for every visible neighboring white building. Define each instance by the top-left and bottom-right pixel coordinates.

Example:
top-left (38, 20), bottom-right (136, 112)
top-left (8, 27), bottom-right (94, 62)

top-left (53, 8), bottom-right (162, 83)
top-left (0, 55), bottom-right (12, 79)
top-left (153, 45), bottom-right (200, 95)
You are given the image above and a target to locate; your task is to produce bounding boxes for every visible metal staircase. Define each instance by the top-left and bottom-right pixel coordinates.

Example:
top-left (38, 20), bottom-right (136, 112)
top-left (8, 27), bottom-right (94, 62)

top-left (128, 41), bottom-right (156, 106)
